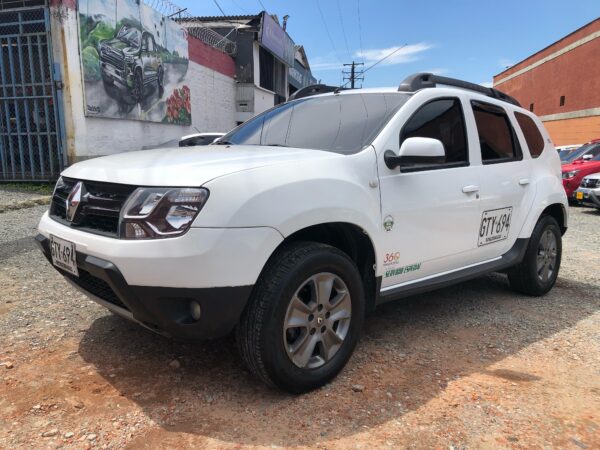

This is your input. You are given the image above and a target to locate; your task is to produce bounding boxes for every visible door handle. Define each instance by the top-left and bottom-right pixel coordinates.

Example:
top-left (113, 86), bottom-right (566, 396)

top-left (519, 178), bottom-right (531, 186)
top-left (462, 185), bottom-right (479, 193)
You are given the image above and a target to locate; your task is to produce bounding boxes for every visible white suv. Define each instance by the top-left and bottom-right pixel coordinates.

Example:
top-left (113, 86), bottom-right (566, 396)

top-left (37, 73), bottom-right (568, 393)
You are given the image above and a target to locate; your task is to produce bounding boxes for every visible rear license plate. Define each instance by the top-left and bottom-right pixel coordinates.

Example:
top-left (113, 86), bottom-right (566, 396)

top-left (478, 207), bottom-right (512, 247)
top-left (50, 235), bottom-right (78, 276)
top-left (576, 191), bottom-right (584, 200)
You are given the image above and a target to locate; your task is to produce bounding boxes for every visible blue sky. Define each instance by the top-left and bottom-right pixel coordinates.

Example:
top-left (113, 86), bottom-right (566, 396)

top-left (175, 0), bottom-right (598, 88)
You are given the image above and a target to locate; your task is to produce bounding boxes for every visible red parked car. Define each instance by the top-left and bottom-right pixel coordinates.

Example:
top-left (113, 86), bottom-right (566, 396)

top-left (562, 147), bottom-right (600, 199)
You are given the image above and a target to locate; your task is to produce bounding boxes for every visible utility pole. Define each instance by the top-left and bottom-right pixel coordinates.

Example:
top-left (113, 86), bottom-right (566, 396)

top-left (342, 61), bottom-right (364, 89)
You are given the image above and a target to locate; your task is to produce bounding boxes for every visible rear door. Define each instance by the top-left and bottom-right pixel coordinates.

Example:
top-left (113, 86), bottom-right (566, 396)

top-left (467, 101), bottom-right (536, 260)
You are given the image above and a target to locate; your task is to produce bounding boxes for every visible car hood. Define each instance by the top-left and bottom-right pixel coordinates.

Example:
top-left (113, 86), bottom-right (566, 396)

top-left (60, 145), bottom-right (339, 186)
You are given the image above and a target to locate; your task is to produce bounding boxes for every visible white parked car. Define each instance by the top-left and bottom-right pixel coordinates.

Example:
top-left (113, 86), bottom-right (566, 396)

top-left (37, 73), bottom-right (568, 393)
top-left (574, 172), bottom-right (600, 209)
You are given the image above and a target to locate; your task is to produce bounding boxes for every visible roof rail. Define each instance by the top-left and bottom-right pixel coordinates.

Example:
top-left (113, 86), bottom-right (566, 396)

top-left (288, 84), bottom-right (346, 101)
top-left (398, 73), bottom-right (521, 107)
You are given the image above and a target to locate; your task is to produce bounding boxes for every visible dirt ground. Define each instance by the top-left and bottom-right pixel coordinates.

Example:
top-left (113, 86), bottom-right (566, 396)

top-left (0, 192), bottom-right (599, 449)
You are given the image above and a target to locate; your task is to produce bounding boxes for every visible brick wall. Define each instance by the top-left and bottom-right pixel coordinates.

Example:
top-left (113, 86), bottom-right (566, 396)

top-left (493, 18), bottom-right (600, 145)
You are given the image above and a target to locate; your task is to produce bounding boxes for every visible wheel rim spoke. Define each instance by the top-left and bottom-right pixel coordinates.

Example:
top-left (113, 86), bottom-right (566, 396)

top-left (283, 272), bottom-right (352, 369)
top-left (292, 333), bottom-right (319, 368)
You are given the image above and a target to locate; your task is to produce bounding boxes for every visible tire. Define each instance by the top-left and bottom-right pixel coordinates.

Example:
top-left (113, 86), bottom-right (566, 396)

top-left (132, 70), bottom-right (143, 102)
top-left (157, 65), bottom-right (164, 89)
top-left (236, 242), bottom-right (365, 393)
top-left (507, 215), bottom-right (562, 296)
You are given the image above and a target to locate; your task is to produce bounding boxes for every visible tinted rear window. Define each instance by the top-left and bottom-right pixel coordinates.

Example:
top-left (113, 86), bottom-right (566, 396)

top-left (220, 93), bottom-right (409, 154)
top-left (472, 101), bottom-right (521, 164)
top-left (515, 112), bottom-right (545, 158)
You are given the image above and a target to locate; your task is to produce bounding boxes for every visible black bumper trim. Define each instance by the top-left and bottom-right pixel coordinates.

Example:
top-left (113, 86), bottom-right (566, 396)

top-left (36, 234), bottom-right (252, 341)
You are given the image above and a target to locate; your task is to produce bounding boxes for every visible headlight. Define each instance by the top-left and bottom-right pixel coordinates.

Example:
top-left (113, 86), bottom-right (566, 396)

top-left (562, 170), bottom-right (580, 179)
top-left (120, 187), bottom-right (209, 239)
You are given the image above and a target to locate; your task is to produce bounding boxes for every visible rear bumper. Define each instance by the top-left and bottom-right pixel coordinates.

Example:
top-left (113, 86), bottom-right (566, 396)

top-left (36, 234), bottom-right (251, 341)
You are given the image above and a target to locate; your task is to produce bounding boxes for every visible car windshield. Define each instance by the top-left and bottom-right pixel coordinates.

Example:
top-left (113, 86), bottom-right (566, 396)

top-left (117, 27), bottom-right (141, 48)
top-left (219, 93), bottom-right (410, 154)
top-left (562, 143), bottom-right (598, 162)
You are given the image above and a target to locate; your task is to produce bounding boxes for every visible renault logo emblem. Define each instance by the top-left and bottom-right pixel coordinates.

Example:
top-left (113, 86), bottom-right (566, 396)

top-left (66, 181), bottom-right (84, 222)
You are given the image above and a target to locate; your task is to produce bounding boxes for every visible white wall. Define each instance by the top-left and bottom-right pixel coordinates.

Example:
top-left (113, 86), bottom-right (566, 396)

top-left (51, 3), bottom-right (236, 163)
top-left (82, 62), bottom-right (236, 158)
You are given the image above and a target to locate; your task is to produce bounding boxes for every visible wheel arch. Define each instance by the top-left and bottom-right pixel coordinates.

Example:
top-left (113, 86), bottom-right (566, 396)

top-left (262, 222), bottom-right (379, 313)
top-left (542, 203), bottom-right (568, 235)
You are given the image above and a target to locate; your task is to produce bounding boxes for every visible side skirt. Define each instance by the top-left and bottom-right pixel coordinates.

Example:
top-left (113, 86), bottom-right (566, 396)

top-left (376, 238), bottom-right (529, 305)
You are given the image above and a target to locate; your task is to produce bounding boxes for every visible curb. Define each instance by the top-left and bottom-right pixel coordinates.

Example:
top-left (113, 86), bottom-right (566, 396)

top-left (0, 196), bottom-right (52, 213)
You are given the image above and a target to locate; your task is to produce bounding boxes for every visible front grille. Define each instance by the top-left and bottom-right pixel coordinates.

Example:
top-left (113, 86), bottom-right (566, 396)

top-left (50, 177), bottom-right (136, 237)
top-left (100, 48), bottom-right (125, 71)
top-left (66, 268), bottom-right (128, 310)
top-left (581, 178), bottom-right (599, 188)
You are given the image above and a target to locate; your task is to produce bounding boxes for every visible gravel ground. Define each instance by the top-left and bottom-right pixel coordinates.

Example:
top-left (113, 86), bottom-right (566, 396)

top-left (0, 202), bottom-right (599, 449)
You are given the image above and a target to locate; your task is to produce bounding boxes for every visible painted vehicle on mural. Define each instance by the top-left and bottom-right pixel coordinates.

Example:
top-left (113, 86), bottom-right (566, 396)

top-left (99, 25), bottom-right (163, 102)
top-left (37, 73), bottom-right (568, 393)
top-left (574, 172), bottom-right (600, 209)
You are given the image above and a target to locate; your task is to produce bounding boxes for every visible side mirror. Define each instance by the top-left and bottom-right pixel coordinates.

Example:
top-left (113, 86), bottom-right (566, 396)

top-left (582, 154), bottom-right (593, 161)
top-left (384, 137), bottom-right (446, 170)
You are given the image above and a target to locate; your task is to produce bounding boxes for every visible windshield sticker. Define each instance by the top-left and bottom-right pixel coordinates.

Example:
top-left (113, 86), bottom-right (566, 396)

top-left (385, 262), bottom-right (421, 278)
top-left (478, 207), bottom-right (512, 246)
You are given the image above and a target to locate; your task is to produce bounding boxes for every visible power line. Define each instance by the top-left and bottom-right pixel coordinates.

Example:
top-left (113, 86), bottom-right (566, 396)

top-left (362, 44), bottom-right (407, 75)
top-left (336, 0), bottom-right (351, 60)
top-left (256, 0), bottom-right (267, 11)
top-left (356, 0), bottom-right (363, 62)
top-left (211, 0), bottom-right (227, 17)
top-left (315, 0), bottom-right (343, 64)
top-left (230, 0), bottom-right (249, 14)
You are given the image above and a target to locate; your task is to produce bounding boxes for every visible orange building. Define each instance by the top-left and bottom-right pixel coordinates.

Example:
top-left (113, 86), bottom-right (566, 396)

top-left (493, 18), bottom-right (600, 146)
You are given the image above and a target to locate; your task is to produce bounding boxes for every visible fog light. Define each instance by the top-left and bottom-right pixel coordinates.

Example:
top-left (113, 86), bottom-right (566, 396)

top-left (190, 301), bottom-right (201, 321)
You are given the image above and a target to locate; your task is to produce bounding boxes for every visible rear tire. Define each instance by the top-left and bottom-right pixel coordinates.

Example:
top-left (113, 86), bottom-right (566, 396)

top-left (508, 215), bottom-right (562, 296)
top-left (236, 242), bottom-right (365, 393)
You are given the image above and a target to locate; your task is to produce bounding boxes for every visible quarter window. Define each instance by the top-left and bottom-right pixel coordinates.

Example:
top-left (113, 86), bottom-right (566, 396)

top-left (472, 101), bottom-right (521, 163)
top-left (515, 112), bottom-right (545, 158)
top-left (400, 98), bottom-right (468, 167)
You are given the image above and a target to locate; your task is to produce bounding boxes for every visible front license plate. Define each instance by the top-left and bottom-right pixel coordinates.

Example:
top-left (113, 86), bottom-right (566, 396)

top-left (50, 235), bottom-right (78, 276)
top-left (576, 191), bottom-right (584, 200)
top-left (478, 207), bottom-right (512, 247)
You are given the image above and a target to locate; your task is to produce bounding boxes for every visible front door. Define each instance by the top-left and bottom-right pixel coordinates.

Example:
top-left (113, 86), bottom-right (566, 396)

top-left (377, 96), bottom-right (482, 289)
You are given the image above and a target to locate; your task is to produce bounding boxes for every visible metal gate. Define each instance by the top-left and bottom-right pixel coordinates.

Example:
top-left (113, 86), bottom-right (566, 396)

top-left (0, 6), bottom-right (64, 181)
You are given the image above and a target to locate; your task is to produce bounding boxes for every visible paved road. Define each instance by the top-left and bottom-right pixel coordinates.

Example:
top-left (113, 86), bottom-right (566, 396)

top-left (0, 197), bottom-right (598, 449)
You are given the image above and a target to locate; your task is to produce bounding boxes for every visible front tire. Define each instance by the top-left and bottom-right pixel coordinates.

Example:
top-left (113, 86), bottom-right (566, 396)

top-left (236, 242), bottom-right (365, 393)
top-left (508, 215), bottom-right (562, 296)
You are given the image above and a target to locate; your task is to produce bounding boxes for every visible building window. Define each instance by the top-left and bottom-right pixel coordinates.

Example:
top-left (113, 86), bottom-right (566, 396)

top-left (560, 95), bottom-right (565, 107)
top-left (529, 103), bottom-right (534, 112)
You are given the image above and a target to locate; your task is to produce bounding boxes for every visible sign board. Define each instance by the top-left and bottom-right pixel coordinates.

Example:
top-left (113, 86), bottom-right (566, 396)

top-left (259, 12), bottom-right (295, 67)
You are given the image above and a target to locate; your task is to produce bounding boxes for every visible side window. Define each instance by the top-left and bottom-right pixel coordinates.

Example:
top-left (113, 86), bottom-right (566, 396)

top-left (400, 98), bottom-right (468, 168)
top-left (472, 101), bottom-right (522, 164)
top-left (515, 112), bottom-right (545, 158)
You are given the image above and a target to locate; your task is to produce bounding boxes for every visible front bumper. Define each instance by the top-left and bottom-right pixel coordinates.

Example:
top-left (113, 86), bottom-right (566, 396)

top-left (574, 187), bottom-right (600, 207)
top-left (36, 234), bottom-right (252, 341)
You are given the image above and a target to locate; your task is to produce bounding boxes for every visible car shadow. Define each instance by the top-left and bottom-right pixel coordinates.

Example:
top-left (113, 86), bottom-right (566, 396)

top-left (78, 273), bottom-right (600, 446)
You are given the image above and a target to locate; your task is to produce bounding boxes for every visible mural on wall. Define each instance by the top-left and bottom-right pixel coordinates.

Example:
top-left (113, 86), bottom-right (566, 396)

top-left (78, 0), bottom-right (191, 124)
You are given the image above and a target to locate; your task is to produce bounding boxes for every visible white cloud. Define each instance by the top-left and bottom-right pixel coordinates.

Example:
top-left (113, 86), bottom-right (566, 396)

top-left (480, 81), bottom-right (493, 88)
top-left (421, 67), bottom-right (448, 76)
top-left (355, 43), bottom-right (432, 66)
top-left (312, 42), bottom-right (432, 72)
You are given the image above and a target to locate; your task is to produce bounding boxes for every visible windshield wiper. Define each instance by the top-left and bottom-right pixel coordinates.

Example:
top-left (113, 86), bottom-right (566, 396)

top-left (265, 143), bottom-right (288, 147)
top-left (214, 140), bottom-right (234, 145)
